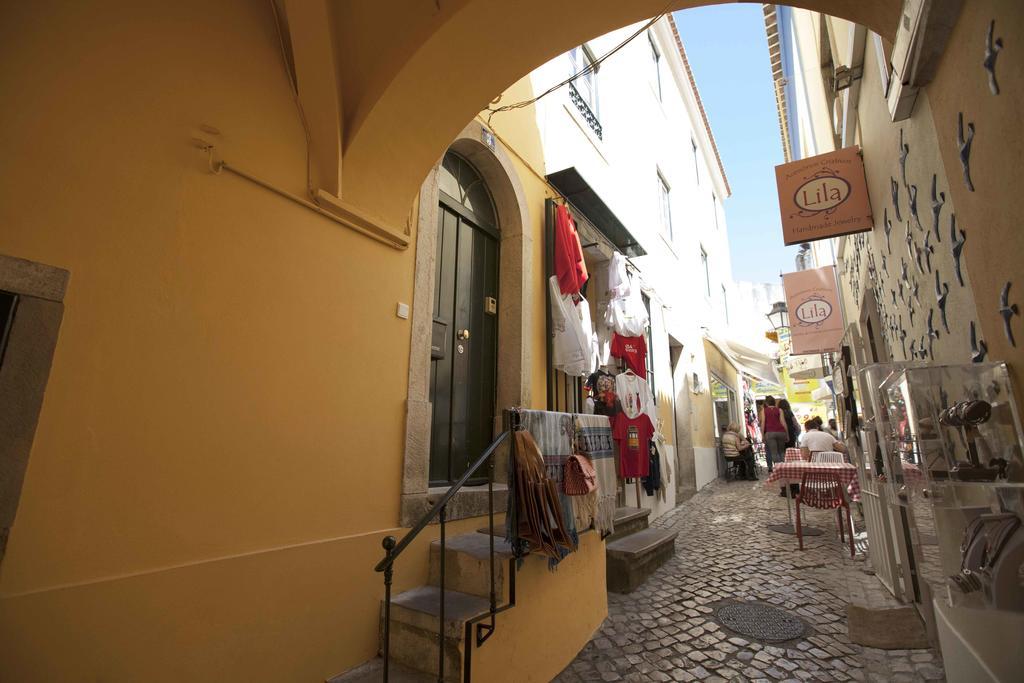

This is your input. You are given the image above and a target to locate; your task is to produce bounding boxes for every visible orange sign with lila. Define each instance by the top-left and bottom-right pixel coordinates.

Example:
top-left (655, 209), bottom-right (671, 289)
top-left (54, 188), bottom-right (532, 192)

top-left (775, 146), bottom-right (873, 245)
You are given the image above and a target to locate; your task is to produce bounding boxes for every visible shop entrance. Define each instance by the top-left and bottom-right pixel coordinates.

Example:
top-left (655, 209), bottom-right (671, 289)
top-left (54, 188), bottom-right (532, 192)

top-left (428, 152), bottom-right (500, 486)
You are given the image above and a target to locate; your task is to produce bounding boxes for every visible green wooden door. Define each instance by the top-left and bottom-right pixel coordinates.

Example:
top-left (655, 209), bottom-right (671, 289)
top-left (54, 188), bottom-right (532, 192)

top-left (429, 153), bottom-right (499, 486)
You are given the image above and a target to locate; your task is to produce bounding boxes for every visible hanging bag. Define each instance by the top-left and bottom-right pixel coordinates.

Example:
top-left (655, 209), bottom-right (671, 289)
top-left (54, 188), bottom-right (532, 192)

top-left (563, 453), bottom-right (597, 495)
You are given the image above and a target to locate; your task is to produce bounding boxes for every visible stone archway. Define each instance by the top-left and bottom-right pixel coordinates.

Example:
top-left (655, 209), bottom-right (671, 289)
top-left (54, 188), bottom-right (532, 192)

top-left (399, 119), bottom-right (533, 525)
top-left (283, 1), bottom-right (905, 230)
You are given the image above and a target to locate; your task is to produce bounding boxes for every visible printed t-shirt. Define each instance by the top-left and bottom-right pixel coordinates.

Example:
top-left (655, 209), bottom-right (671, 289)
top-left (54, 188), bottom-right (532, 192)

top-left (612, 411), bottom-right (654, 478)
top-left (611, 333), bottom-right (647, 378)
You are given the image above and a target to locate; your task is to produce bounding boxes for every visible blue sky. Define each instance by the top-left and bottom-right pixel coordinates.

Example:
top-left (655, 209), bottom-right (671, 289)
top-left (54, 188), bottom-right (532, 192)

top-left (674, 5), bottom-right (797, 284)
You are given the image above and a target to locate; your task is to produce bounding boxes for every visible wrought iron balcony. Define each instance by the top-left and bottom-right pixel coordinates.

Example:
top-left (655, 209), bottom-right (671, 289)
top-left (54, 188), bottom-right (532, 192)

top-left (569, 83), bottom-right (603, 140)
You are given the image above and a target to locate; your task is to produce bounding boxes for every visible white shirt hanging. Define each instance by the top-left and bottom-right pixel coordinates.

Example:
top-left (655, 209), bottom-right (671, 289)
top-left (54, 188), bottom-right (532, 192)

top-left (615, 370), bottom-right (657, 426)
top-left (608, 252), bottom-right (631, 298)
top-left (548, 275), bottom-right (591, 376)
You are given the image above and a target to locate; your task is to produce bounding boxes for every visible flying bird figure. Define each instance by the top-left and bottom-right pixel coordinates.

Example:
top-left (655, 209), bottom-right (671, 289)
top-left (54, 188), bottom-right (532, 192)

top-left (891, 177), bottom-right (903, 220)
top-left (930, 174), bottom-right (944, 243)
top-left (999, 281), bottom-right (1019, 347)
top-left (923, 230), bottom-right (935, 273)
top-left (970, 321), bottom-right (987, 362)
top-left (957, 112), bottom-right (975, 192)
top-left (950, 214), bottom-right (967, 286)
top-left (883, 207), bottom-right (893, 254)
top-left (899, 129), bottom-right (910, 188)
top-left (927, 308), bottom-right (940, 358)
top-left (908, 184), bottom-right (923, 231)
top-left (985, 20), bottom-right (1003, 95)
top-left (935, 270), bottom-right (950, 334)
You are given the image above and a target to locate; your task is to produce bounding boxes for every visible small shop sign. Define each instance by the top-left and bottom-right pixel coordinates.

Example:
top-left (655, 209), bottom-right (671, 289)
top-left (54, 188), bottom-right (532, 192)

top-left (782, 266), bottom-right (844, 355)
top-left (775, 146), bottom-right (873, 245)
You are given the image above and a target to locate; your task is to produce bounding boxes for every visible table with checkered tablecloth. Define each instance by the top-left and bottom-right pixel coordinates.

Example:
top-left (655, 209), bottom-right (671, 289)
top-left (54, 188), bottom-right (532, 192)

top-left (784, 448), bottom-right (807, 463)
top-left (765, 461), bottom-right (861, 501)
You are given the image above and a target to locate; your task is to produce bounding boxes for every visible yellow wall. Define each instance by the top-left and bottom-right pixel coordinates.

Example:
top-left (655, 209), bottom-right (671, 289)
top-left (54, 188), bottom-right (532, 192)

top-left (696, 340), bottom-right (740, 448)
top-left (0, 1), bottom-right (604, 680)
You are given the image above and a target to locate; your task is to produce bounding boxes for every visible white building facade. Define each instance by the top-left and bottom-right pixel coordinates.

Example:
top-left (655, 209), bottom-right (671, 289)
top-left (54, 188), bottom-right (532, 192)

top-left (527, 16), bottom-right (757, 510)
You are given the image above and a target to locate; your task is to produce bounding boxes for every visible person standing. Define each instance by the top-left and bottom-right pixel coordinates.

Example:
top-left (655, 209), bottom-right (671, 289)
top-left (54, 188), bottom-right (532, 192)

top-left (779, 399), bottom-right (801, 450)
top-left (759, 395), bottom-right (788, 473)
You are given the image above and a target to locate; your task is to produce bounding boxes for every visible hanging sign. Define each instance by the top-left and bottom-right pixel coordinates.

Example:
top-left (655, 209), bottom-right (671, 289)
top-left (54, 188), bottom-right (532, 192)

top-left (775, 146), bottom-right (873, 245)
top-left (783, 266), bottom-right (844, 355)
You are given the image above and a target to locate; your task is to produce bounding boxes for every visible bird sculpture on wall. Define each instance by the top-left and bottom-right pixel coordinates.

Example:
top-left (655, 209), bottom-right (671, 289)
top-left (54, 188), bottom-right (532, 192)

top-left (935, 270), bottom-right (951, 334)
top-left (908, 184), bottom-right (923, 231)
top-left (957, 112), bottom-right (975, 192)
top-left (999, 281), bottom-right (1019, 347)
top-left (891, 177), bottom-right (903, 220)
top-left (905, 219), bottom-right (914, 253)
top-left (950, 214), bottom-right (967, 286)
top-left (930, 174), bottom-right (945, 243)
top-left (923, 230), bottom-right (935, 273)
top-left (927, 308), bottom-right (940, 358)
top-left (908, 299), bottom-right (916, 326)
top-left (970, 321), bottom-right (988, 362)
top-left (884, 208), bottom-right (893, 254)
top-left (914, 240), bottom-right (925, 274)
top-left (881, 253), bottom-right (888, 273)
top-left (985, 20), bottom-right (1003, 95)
top-left (908, 336), bottom-right (917, 360)
top-left (912, 278), bottom-right (922, 308)
top-left (899, 129), bottom-right (910, 189)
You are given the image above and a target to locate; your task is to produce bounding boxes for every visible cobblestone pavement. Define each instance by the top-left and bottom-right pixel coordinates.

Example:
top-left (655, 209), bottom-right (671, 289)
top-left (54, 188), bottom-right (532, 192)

top-left (555, 479), bottom-right (945, 683)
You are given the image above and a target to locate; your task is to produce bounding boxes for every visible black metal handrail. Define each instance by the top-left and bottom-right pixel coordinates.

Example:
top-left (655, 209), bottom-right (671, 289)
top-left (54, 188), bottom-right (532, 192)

top-left (375, 428), bottom-right (513, 682)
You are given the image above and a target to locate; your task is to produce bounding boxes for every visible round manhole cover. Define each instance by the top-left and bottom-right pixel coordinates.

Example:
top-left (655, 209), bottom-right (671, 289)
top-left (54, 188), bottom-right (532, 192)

top-left (715, 602), bottom-right (808, 642)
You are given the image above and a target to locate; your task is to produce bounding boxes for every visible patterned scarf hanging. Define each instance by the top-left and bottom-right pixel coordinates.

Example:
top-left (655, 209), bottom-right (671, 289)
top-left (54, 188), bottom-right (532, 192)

top-left (574, 413), bottom-right (617, 536)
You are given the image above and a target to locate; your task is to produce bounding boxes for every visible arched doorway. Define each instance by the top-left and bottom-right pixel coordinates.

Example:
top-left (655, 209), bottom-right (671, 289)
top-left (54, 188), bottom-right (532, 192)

top-left (429, 152), bottom-right (500, 485)
top-left (400, 120), bottom-right (533, 525)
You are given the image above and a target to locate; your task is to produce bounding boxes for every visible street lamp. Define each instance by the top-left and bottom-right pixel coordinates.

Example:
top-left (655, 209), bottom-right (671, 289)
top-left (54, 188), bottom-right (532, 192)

top-left (767, 301), bottom-right (789, 331)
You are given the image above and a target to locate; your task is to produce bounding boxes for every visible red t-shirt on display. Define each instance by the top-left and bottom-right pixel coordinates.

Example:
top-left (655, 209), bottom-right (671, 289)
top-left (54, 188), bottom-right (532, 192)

top-left (612, 412), bottom-right (654, 478)
top-left (610, 333), bottom-right (647, 378)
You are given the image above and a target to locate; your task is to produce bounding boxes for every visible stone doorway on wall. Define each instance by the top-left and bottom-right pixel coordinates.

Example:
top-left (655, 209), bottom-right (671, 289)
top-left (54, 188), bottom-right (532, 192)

top-left (428, 152), bottom-right (501, 487)
top-left (399, 121), bottom-right (533, 526)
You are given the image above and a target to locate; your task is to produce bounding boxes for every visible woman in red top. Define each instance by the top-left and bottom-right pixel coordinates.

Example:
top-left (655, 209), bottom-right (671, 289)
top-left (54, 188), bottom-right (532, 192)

top-left (759, 395), bottom-right (789, 473)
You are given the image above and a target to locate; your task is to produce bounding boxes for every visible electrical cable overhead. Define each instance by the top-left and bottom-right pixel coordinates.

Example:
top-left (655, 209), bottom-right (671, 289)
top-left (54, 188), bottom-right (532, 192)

top-left (484, 7), bottom-right (672, 126)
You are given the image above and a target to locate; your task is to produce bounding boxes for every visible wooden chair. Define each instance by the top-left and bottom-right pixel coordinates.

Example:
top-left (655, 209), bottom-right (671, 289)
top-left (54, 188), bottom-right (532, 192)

top-left (811, 451), bottom-right (845, 464)
top-left (795, 470), bottom-right (854, 558)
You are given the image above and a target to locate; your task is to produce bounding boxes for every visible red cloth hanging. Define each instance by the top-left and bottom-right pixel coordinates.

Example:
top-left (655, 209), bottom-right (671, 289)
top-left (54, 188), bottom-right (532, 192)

top-left (554, 203), bottom-right (588, 295)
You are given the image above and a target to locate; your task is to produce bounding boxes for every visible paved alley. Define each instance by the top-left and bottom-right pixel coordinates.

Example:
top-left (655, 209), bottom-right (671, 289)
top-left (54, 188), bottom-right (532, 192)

top-left (555, 479), bottom-right (945, 683)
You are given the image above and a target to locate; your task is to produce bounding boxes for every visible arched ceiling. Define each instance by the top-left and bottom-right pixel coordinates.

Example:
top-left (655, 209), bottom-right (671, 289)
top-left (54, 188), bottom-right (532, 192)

top-left (285, 0), bottom-right (903, 231)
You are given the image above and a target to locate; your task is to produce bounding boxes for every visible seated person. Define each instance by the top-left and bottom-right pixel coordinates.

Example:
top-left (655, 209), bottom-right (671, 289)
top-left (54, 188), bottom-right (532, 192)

top-left (800, 419), bottom-right (846, 456)
top-left (722, 422), bottom-right (757, 480)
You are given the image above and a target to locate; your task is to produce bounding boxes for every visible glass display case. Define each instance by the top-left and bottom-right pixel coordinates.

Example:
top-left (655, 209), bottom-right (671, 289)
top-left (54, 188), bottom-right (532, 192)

top-left (879, 362), bottom-right (1024, 612)
top-left (855, 362), bottom-right (930, 501)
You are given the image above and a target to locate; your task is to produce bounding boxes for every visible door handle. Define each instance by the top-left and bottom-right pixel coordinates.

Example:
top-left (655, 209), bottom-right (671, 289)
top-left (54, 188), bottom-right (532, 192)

top-left (457, 329), bottom-right (470, 340)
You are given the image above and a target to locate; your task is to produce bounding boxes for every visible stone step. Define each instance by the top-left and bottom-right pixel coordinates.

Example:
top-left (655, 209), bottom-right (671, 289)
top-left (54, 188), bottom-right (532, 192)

top-left (428, 532), bottom-right (514, 599)
top-left (384, 585), bottom-right (490, 681)
top-left (327, 657), bottom-right (433, 682)
top-left (607, 506), bottom-right (651, 542)
top-left (605, 527), bottom-right (678, 594)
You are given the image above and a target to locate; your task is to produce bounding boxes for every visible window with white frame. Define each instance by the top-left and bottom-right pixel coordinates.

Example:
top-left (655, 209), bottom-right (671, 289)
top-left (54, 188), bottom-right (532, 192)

top-left (649, 32), bottom-right (662, 101)
top-left (568, 45), bottom-right (601, 137)
top-left (657, 171), bottom-right (673, 240)
top-left (700, 247), bottom-right (710, 297)
top-left (711, 192), bottom-right (719, 230)
top-left (721, 284), bottom-right (729, 324)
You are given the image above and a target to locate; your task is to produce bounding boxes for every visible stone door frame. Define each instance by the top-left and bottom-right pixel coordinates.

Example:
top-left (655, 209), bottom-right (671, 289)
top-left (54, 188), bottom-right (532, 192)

top-left (399, 120), bottom-right (533, 526)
